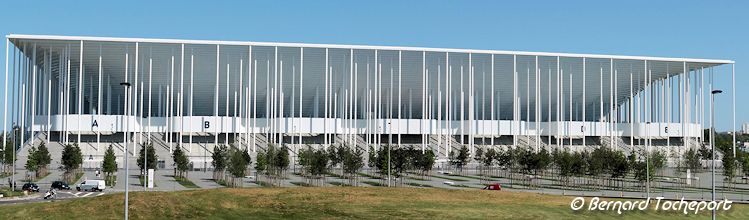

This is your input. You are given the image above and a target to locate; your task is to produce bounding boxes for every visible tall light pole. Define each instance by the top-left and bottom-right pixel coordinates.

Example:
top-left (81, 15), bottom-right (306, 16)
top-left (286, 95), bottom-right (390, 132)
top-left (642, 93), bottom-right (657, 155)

top-left (120, 82), bottom-right (131, 220)
top-left (710, 89), bottom-right (722, 220)
top-left (387, 122), bottom-right (391, 187)
top-left (646, 121), bottom-right (650, 199)
top-left (12, 125), bottom-right (18, 191)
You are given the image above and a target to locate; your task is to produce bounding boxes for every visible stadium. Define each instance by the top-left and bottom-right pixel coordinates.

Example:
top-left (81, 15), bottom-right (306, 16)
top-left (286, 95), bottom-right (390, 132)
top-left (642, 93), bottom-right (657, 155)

top-left (3, 34), bottom-right (736, 169)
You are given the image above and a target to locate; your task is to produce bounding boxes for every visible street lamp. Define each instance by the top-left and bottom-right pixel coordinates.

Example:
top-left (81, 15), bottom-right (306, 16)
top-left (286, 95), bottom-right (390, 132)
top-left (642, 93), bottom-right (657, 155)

top-left (388, 122), bottom-right (392, 187)
top-left (11, 124), bottom-right (18, 191)
top-left (646, 121), bottom-right (650, 199)
top-left (120, 81), bottom-right (131, 220)
top-left (710, 89), bottom-right (722, 220)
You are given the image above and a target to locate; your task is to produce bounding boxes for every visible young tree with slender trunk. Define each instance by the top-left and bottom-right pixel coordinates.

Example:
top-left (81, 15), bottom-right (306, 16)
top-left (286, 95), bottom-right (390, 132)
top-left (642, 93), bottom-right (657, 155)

top-left (102, 145), bottom-right (118, 186)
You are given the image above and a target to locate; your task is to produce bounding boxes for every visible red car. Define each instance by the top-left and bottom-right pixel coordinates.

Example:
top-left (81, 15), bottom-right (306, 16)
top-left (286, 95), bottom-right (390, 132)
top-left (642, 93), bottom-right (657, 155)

top-left (483, 183), bottom-right (501, 190)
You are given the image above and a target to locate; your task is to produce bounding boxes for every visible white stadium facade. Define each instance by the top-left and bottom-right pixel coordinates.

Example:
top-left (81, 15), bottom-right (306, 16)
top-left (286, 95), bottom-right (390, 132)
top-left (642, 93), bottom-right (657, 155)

top-left (2, 34), bottom-right (737, 169)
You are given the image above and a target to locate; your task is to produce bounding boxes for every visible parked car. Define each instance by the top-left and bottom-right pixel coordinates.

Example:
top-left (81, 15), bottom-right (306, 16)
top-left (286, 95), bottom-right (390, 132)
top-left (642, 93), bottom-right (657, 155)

top-left (76, 180), bottom-right (106, 192)
top-left (483, 183), bottom-right (502, 191)
top-left (51, 181), bottom-right (71, 190)
top-left (22, 182), bottom-right (40, 192)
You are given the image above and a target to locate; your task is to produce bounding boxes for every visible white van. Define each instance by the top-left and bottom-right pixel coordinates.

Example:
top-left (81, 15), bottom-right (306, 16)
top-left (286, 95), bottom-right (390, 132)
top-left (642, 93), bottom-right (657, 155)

top-left (77, 180), bottom-right (106, 192)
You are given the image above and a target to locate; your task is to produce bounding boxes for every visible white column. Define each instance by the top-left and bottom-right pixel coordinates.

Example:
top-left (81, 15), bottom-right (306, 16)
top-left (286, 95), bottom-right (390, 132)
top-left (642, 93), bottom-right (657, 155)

top-left (422, 51), bottom-right (426, 152)
top-left (148, 54), bottom-right (153, 144)
top-left (31, 44), bottom-right (37, 147)
top-left (47, 51), bottom-right (52, 145)
top-left (324, 48), bottom-right (329, 146)
top-left (133, 42), bottom-right (139, 153)
top-left (226, 63), bottom-right (230, 145)
top-left (582, 58), bottom-right (586, 148)
top-left (123, 47), bottom-right (129, 153)
top-left (630, 71), bottom-right (634, 151)
top-left (299, 48), bottom-right (303, 150)
top-left (97, 46), bottom-right (102, 150)
top-left (512, 55), bottom-right (517, 148)
top-left (179, 44), bottom-right (184, 146)
top-left (2, 39), bottom-right (8, 147)
top-left (253, 59), bottom-right (257, 152)
top-left (168, 54), bottom-right (174, 152)
top-left (732, 63), bottom-right (736, 157)
top-left (77, 41), bottom-right (83, 143)
top-left (556, 57), bottom-right (560, 149)
top-left (398, 51), bottom-right (402, 147)
top-left (214, 45), bottom-right (220, 146)
top-left (189, 49), bottom-right (194, 149)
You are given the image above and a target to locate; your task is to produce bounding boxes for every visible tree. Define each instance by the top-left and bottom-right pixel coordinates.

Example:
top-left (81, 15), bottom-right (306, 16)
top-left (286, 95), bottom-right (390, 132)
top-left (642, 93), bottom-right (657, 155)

top-left (367, 145), bottom-right (377, 172)
top-left (683, 148), bottom-right (702, 171)
top-left (610, 151), bottom-right (629, 179)
top-left (255, 150), bottom-right (267, 180)
top-left (698, 145), bottom-right (712, 160)
top-left (342, 147), bottom-right (364, 185)
top-left (450, 145), bottom-right (470, 174)
top-left (555, 150), bottom-right (575, 185)
top-left (420, 150), bottom-right (435, 178)
top-left (650, 150), bottom-right (666, 176)
top-left (310, 148), bottom-right (329, 186)
top-left (536, 147), bottom-right (551, 175)
top-left (274, 146), bottom-right (290, 178)
top-left (227, 148), bottom-right (250, 187)
top-left (632, 151), bottom-right (655, 187)
top-left (25, 146), bottom-right (39, 181)
top-left (242, 148), bottom-right (252, 175)
top-left (375, 146), bottom-right (390, 180)
top-left (102, 145), bottom-right (118, 186)
top-left (389, 147), bottom-right (411, 185)
top-left (137, 142), bottom-right (158, 173)
top-left (298, 146), bottom-right (311, 175)
top-left (172, 145), bottom-right (190, 178)
top-left (211, 145), bottom-right (228, 181)
top-left (722, 153), bottom-right (737, 188)
top-left (36, 142), bottom-right (51, 178)
top-left (61, 143), bottom-right (83, 183)
top-left (741, 155), bottom-right (749, 183)
top-left (328, 145), bottom-right (342, 174)
top-left (474, 147), bottom-right (485, 177)
top-left (2, 140), bottom-right (16, 175)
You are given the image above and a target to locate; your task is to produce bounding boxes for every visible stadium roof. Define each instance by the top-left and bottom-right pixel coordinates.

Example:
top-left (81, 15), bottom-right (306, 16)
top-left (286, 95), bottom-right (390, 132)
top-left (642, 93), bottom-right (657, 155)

top-left (7, 34), bottom-right (734, 65)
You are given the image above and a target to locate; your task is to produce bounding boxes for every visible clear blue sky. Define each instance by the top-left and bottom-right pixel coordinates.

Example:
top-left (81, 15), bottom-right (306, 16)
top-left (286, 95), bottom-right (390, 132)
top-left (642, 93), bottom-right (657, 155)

top-left (0, 0), bottom-right (745, 131)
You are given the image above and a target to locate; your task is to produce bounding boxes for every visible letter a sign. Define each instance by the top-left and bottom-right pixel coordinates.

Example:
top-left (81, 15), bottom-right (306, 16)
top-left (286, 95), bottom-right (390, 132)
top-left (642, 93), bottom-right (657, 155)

top-left (92, 120), bottom-right (98, 128)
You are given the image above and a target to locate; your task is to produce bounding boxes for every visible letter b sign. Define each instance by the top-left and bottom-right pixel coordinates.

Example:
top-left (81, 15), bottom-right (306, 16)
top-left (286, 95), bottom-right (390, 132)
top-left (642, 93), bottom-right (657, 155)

top-left (204, 121), bottom-right (210, 129)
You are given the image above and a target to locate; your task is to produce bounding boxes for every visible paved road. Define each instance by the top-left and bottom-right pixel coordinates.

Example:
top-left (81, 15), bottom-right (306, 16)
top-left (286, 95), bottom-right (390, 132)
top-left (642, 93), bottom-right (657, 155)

top-left (3, 166), bottom-right (749, 205)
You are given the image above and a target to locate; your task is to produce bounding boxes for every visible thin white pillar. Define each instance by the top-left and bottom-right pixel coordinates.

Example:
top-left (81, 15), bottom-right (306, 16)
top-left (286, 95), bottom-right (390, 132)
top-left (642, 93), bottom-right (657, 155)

top-left (582, 58), bottom-right (586, 148)
top-left (179, 45), bottom-right (184, 146)
top-left (31, 44), bottom-right (37, 147)
top-left (226, 63), bottom-right (230, 145)
top-left (214, 45), bottom-right (220, 146)
top-left (77, 41), bottom-right (83, 143)
top-left (398, 51), bottom-right (402, 147)
top-left (148, 55), bottom-right (152, 144)
top-left (299, 48), bottom-right (303, 150)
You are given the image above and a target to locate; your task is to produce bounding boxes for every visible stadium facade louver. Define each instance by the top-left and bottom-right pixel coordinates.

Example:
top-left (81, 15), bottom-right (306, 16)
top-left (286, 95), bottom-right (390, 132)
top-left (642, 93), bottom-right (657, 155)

top-left (3, 34), bottom-right (736, 168)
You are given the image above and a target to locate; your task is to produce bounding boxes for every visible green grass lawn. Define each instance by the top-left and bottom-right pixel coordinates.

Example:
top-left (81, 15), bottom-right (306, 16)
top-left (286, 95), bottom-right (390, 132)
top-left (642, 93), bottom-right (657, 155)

top-left (406, 182), bottom-right (433, 188)
top-left (174, 176), bottom-right (199, 189)
top-left (0, 187), bottom-right (27, 197)
top-left (290, 181), bottom-right (312, 187)
top-left (72, 172), bottom-right (84, 184)
top-left (0, 187), bottom-right (747, 219)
